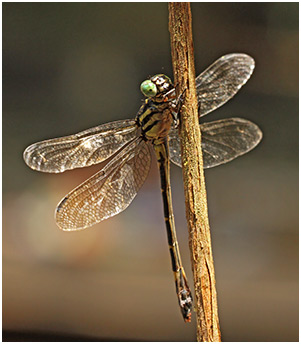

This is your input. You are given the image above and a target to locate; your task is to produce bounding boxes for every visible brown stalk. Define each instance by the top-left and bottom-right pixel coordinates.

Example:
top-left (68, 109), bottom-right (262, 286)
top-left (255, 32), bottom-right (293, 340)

top-left (168, 3), bottom-right (221, 342)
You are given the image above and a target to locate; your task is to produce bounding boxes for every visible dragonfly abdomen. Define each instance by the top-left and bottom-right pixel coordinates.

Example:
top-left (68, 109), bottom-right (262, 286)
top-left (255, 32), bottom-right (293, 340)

top-left (153, 140), bottom-right (193, 322)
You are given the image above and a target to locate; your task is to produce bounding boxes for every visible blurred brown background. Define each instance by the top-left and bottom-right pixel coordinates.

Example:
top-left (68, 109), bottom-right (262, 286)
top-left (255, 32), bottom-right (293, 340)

top-left (3, 3), bottom-right (298, 342)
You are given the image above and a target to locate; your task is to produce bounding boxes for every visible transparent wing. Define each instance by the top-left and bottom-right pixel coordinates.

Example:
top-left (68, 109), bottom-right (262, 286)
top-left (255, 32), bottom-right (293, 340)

top-left (55, 137), bottom-right (151, 231)
top-left (196, 53), bottom-right (255, 117)
top-left (23, 119), bottom-right (138, 173)
top-left (168, 118), bottom-right (262, 169)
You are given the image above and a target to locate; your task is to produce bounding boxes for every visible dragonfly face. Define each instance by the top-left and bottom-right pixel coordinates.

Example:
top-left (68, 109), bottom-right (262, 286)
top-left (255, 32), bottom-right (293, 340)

top-left (140, 74), bottom-right (174, 101)
top-left (23, 53), bottom-right (263, 322)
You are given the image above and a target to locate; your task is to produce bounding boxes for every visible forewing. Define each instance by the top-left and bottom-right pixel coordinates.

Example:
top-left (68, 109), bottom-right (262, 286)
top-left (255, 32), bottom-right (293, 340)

top-left (168, 118), bottom-right (262, 169)
top-left (55, 137), bottom-right (151, 231)
top-left (196, 53), bottom-right (255, 117)
top-left (23, 119), bottom-right (138, 173)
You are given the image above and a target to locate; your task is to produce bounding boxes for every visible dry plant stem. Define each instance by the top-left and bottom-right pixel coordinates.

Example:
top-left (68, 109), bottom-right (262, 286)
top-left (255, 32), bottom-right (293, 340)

top-left (168, 3), bottom-right (221, 342)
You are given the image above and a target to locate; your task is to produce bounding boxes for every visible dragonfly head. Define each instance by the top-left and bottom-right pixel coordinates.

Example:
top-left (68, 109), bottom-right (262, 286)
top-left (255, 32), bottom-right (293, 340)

top-left (140, 74), bottom-right (174, 100)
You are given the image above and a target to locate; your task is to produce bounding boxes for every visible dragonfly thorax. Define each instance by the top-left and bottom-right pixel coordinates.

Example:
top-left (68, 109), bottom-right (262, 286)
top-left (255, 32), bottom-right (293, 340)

top-left (137, 98), bottom-right (174, 143)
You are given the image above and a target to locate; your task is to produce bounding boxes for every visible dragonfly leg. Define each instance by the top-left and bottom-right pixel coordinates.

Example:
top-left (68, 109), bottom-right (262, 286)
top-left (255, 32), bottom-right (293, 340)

top-left (171, 88), bottom-right (187, 128)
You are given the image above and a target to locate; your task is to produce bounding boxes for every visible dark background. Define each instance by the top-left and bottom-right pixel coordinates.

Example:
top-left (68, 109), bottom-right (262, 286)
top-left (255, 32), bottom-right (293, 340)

top-left (3, 3), bottom-right (298, 341)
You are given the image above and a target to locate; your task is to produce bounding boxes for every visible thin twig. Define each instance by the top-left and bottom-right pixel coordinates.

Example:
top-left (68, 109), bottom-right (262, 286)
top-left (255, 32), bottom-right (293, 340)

top-left (168, 3), bottom-right (221, 342)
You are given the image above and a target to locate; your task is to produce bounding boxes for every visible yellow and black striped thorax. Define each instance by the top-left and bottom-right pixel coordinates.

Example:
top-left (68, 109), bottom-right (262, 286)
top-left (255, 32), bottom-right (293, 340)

top-left (137, 74), bottom-right (176, 143)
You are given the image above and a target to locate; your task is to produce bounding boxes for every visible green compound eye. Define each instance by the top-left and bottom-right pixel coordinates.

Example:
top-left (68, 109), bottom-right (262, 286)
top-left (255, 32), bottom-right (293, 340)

top-left (140, 80), bottom-right (157, 97)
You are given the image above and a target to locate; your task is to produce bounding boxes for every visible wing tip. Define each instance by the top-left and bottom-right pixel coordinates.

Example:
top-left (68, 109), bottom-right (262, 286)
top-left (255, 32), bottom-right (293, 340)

top-left (221, 52), bottom-right (255, 73)
top-left (55, 195), bottom-right (101, 232)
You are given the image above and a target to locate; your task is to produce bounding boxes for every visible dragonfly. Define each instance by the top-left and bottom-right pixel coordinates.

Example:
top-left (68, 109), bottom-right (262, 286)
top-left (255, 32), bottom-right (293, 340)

top-left (23, 53), bottom-right (262, 322)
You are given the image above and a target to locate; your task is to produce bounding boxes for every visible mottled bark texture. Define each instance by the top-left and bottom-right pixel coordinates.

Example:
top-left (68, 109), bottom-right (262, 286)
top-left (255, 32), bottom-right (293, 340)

top-left (168, 3), bottom-right (221, 342)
